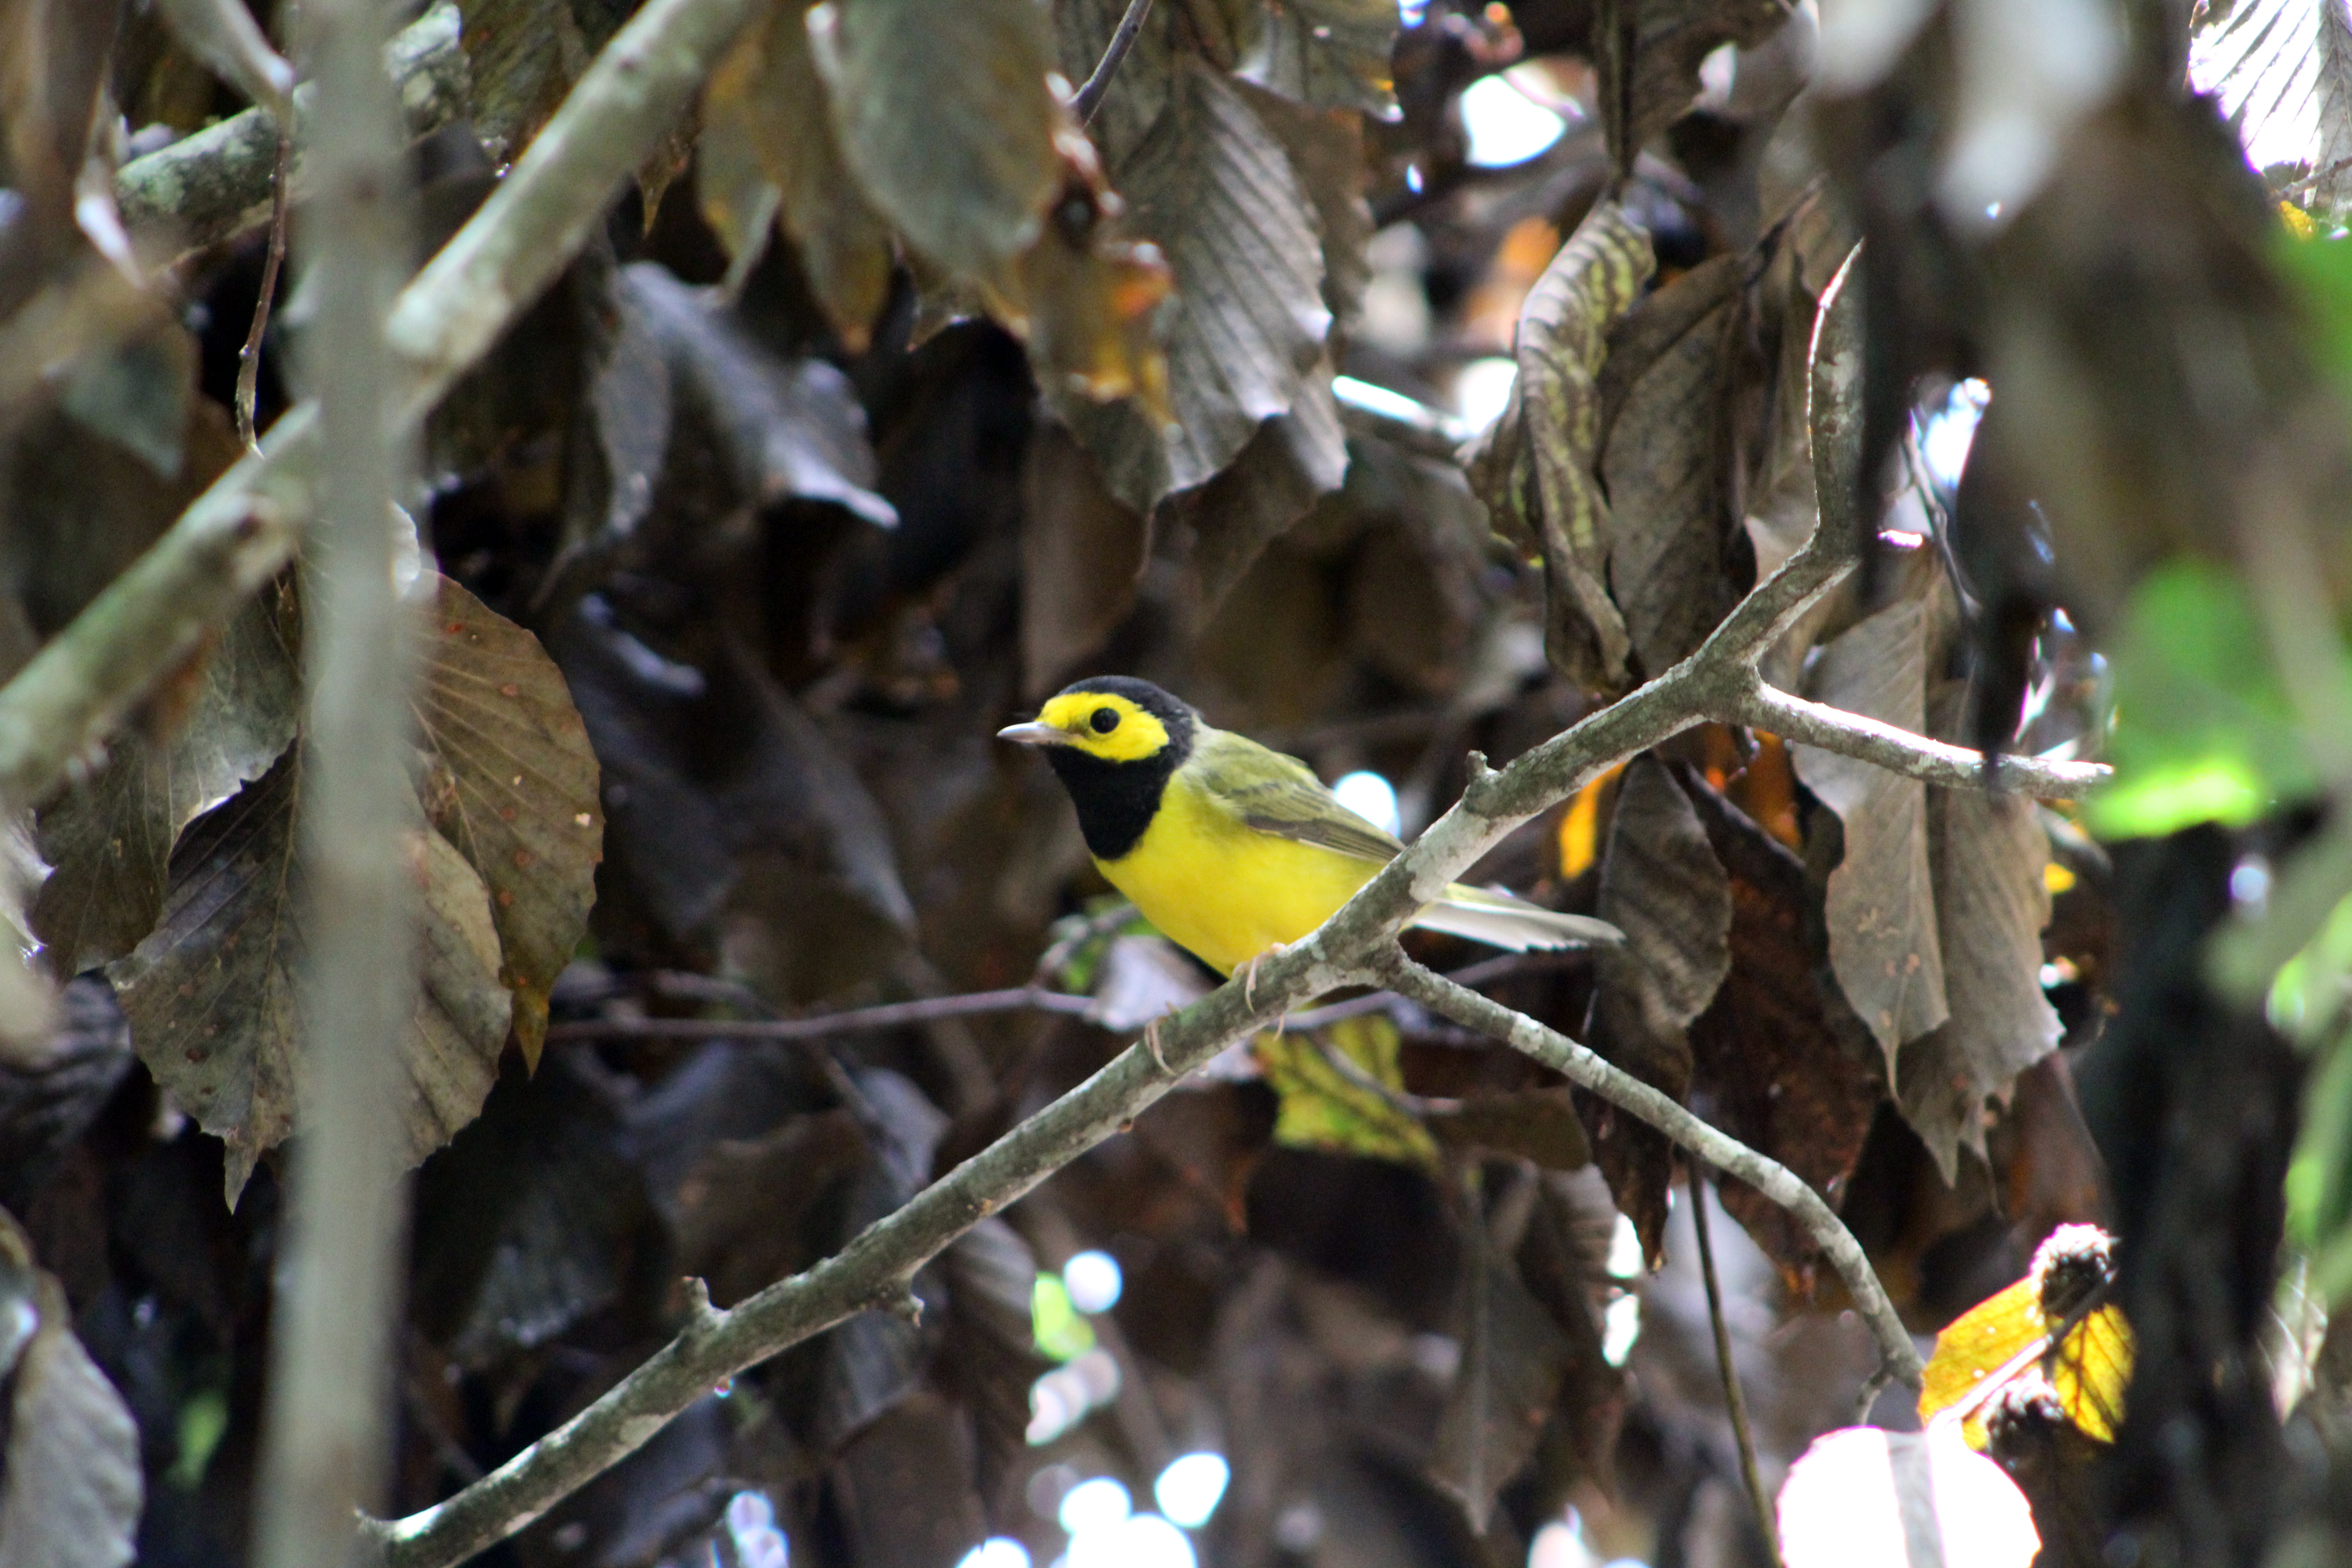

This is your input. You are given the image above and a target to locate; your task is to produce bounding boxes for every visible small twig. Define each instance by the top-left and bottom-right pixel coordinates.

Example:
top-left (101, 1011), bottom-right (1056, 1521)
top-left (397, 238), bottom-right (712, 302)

top-left (2277, 154), bottom-right (2352, 199)
top-left (1726, 674), bottom-right (2105, 799)
top-left (544, 985), bottom-right (1100, 1044)
top-left (235, 119), bottom-right (294, 452)
top-left (1377, 951), bottom-right (1924, 1390)
top-left (1072, 0), bottom-right (1155, 123)
top-left (549, 951), bottom-right (1573, 1049)
top-left (1308, 1032), bottom-right (1460, 1117)
top-left (1690, 1166), bottom-right (1780, 1568)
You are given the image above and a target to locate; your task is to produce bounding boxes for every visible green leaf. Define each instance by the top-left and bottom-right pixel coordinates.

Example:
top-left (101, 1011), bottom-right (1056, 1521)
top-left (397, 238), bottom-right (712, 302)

top-left (108, 752), bottom-right (514, 1204)
top-left (1052, 56), bottom-right (1340, 516)
top-left (2087, 560), bottom-right (2328, 838)
top-left (809, 0), bottom-right (1063, 284)
top-left (416, 576), bottom-right (605, 1068)
top-left (1256, 1014), bottom-right (1440, 1172)
top-left (33, 575), bottom-right (301, 978)
top-left (1030, 1273), bottom-right (1096, 1361)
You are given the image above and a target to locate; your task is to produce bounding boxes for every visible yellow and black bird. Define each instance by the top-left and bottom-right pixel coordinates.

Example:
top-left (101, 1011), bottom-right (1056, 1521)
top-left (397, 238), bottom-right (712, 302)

top-left (1000, 677), bottom-right (1620, 978)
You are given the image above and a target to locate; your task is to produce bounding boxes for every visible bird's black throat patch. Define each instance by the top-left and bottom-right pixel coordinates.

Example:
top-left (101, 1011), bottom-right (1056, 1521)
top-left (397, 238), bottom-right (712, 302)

top-left (1041, 693), bottom-right (1195, 862)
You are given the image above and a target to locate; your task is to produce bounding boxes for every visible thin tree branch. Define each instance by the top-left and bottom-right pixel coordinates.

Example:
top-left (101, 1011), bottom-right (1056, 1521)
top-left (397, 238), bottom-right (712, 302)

top-left (114, 2), bottom-right (466, 257)
top-left (1724, 675), bottom-right (2106, 799)
top-left (1690, 1167), bottom-right (1781, 1568)
top-left (1073, 0), bottom-right (1156, 123)
top-left (234, 119), bottom-right (294, 451)
top-left (2277, 153), bottom-right (2352, 199)
top-left (1378, 952), bottom-right (1924, 1391)
top-left (543, 951), bottom-right (1575, 1045)
top-left (545, 985), bottom-right (1102, 1043)
top-left (250, 0), bottom-right (417, 1554)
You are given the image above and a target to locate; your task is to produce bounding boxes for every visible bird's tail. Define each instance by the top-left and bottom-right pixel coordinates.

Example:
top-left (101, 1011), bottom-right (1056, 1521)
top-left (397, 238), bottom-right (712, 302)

top-left (1410, 884), bottom-right (1624, 951)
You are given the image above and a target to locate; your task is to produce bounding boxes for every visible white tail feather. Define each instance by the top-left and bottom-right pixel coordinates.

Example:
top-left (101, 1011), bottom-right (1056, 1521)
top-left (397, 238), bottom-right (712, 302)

top-left (1409, 887), bottom-right (1623, 951)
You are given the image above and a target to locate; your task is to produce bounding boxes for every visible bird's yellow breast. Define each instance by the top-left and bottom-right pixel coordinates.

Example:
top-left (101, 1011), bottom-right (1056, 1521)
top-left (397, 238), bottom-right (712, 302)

top-left (1093, 770), bottom-right (1379, 976)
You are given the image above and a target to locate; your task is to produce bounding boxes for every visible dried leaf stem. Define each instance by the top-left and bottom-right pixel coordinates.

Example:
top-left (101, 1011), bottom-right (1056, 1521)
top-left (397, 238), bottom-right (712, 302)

top-left (542, 951), bottom-right (1570, 1044)
top-left (1689, 1166), bottom-right (1782, 1568)
top-left (234, 119), bottom-right (294, 451)
top-left (1072, 0), bottom-right (1156, 123)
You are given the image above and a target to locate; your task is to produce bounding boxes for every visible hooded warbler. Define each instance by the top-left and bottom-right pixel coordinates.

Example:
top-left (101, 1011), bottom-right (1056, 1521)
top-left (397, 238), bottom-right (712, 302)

top-left (1000, 677), bottom-right (1621, 977)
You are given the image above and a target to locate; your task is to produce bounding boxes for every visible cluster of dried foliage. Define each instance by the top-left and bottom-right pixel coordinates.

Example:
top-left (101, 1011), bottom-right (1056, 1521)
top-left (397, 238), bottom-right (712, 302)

top-left (2, 0), bottom-right (2352, 1565)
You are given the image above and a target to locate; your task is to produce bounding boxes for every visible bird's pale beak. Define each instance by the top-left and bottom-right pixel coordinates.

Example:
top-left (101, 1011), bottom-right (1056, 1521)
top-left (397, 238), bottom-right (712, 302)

top-left (997, 720), bottom-right (1073, 747)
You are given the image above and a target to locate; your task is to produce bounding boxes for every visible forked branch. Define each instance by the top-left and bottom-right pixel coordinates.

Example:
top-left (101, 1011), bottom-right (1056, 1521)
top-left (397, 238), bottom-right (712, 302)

top-left (1377, 952), bottom-right (1923, 1387)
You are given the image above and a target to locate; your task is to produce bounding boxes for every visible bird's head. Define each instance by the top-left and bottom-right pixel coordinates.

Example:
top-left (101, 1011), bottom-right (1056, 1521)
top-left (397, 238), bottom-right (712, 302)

top-left (998, 676), bottom-right (1197, 766)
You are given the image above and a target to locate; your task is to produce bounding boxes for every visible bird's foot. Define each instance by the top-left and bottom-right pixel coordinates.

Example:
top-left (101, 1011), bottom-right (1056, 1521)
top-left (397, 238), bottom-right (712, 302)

top-left (1144, 1016), bottom-right (1171, 1073)
top-left (1242, 943), bottom-right (1289, 1009)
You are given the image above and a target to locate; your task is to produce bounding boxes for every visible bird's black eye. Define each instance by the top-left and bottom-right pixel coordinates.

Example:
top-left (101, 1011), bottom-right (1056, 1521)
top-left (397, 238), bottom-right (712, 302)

top-left (1089, 706), bottom-right (1120, 734)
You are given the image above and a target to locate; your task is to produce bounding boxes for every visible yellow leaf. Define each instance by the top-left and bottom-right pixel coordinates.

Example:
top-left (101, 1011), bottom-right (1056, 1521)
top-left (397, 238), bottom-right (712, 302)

top-left (1556, 762), bottom-right (1625, 880)
top-left (1256, 1015), bottom-right (1440, 1173)
top-left (1919, 1224), bottom-right (2132, 1448)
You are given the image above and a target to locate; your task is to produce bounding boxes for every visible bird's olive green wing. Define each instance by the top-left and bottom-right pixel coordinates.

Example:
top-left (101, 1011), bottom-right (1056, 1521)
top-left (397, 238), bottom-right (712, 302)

top-left (1190, 727), bottom-right (1405, 864)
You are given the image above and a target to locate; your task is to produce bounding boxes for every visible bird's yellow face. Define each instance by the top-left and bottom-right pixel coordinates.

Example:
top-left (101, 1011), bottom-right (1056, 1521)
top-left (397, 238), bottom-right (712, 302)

top-left (1017, 689), bottom-right (1173, 763)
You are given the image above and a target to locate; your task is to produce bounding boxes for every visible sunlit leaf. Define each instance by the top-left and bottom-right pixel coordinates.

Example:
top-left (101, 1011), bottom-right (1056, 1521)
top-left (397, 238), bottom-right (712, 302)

top-left (1778, 1425), bottom-right (2039, 1568)
top-left (2088, 560), bottom-right (2329, 839)
top-left (1919, 1224), bottom-right (2132, 1448)
top-left (1030, 1272), bottom-right (1095, 1361)
top-left (1555, 763), bottom-right (1625, 880)
top-left (1256, 1014), bottom-right (1440, 1172)
top-left (2191, 0), bottom-right (2352, 220)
